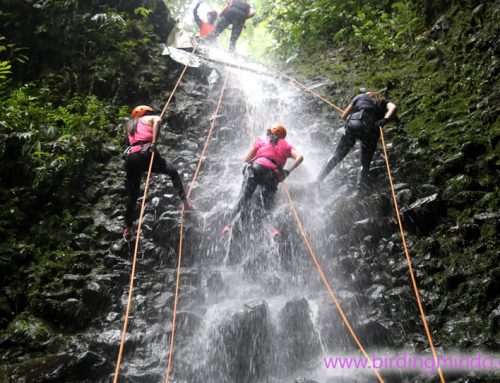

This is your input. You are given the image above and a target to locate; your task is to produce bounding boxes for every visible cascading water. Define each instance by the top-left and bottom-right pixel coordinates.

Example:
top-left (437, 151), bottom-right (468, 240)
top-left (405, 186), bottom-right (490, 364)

top-left (109, 55), bottom-right (403, 383)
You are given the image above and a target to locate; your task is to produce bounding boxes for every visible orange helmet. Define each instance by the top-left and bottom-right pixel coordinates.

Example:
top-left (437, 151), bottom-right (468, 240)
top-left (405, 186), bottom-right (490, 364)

top-left (207, 9), bottom-right (218, 16)
top-left (268, 123), bottom-right (287, 139)
top-left (131, 105), bottom-right (154, 118)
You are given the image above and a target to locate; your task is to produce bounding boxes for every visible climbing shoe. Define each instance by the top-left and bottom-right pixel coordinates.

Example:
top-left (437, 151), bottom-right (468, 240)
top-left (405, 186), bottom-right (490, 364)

top-left (183, 200), bottom-right (196, 211)
top-left (123, 227), bottom-right (134, 242)
top-left (271, 228), bottom-right (280, 238)
top-left (221, 225), bottom-right (231, 236)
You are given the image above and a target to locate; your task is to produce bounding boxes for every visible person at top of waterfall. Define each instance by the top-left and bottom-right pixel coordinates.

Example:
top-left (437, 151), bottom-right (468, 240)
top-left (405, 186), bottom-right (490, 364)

top-left (221, 124), bottom-right (303, 237)
top-left (193, 1), bottom-right (218, 38)
top-left (122, 105), bottom-right (194, 242)
top-left (205, 0), bottom-right (255, 52)
top-left (317, 91), bottom-right (397, 194)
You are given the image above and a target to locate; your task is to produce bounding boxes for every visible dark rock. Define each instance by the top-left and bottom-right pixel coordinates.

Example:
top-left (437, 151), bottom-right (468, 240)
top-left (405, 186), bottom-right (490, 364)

top-left (442, 153), bottom-right (465, 175)
top-left (82, 281), bottom-right (111, 310)
top-left (176, 310), bottom-right (203, 336)
top-left (489, 306), bottom-right (500, 332)
top-left (177, 284), bottom-right (205, 308)
top-left (9, 350), bottom-right (111, 382)
top-left (206, 271), bottom-right (225, 294)
top-left (396, 188), bottom-right (414, 206)
top-left (349, 218), bottom-right (393, 242)
top-left (279, 297), bottom-right (322, 369)
top-left (127, 372), bottom-right (163, 383)
top-left (393, 183), bottom-right (410, 191)
top-left (474, 211), bottom-right (500, 223)
top-left (0, 294), bottom-right (14, 327)
top-left (59, 298), bottom-right (91, 329)
top-left (62, 273), bottom-right (85, 288)
top-left (3, 312), bottom-right (51, 349)
top-left (461, 141), bottom-right (487, 159)
top-left (310, 131), bottom-right (332, 146)
top-left (219, 300), bottom-right (270, 383)
top-left (460, 222), bottom-right (480, 241)
top-left (355, 320), bottom-right (394, 348)
top-left (400, 193), bottom-right (442, 232)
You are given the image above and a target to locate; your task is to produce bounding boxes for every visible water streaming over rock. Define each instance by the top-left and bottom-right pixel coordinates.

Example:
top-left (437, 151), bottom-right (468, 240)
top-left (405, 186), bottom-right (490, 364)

top-left (90, 55), bottom-right (421, 383)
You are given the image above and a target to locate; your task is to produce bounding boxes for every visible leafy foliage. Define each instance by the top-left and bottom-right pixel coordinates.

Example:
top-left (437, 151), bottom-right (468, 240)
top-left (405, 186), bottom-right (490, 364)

top-left (265, 0), bottom-right (422, 58)
top-left (0, 1), bottom-right (175, 326)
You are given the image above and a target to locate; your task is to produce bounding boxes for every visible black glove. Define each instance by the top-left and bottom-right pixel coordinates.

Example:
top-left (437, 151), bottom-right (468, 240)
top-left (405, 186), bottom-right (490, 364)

top-left (374, 118), bottom-right (388, 127)
top-left (149, 143), bottom-right (157, 153)
top-left (283, 169), bottom-right (290, 178)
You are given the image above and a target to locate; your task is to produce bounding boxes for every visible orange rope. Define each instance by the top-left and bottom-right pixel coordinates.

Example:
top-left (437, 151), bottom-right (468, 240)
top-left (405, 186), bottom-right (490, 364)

top-left (164, 59), bottom-right (233, 383)
top-left (113, 42), bottom-right (198, 383)
top-left (282, 184), bottom-right (384, 382)
top-left (379, 127), bottom-right (446, 383)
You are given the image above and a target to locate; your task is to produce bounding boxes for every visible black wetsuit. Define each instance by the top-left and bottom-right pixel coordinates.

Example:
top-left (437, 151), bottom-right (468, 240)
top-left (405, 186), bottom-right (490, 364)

top-left (208, 0), bottom-right (252, 51)
top-left (230, 162), bottom-right (280, 221)
top-left (125, 148), bottom-right (186, 227)
top-left (318, 93), bottom-right (390, 189)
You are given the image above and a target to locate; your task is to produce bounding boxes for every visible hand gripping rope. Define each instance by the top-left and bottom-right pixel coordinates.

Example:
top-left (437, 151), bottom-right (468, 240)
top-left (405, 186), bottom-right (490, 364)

top-left (112, 41), bottom-right (199, 383)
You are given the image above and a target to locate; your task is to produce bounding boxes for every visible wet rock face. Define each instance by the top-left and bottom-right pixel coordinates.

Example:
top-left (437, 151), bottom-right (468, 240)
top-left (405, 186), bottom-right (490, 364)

top-left (219, 300), bottom-right (271, 383)
top-left (278, 297), bottom-right (322, 370)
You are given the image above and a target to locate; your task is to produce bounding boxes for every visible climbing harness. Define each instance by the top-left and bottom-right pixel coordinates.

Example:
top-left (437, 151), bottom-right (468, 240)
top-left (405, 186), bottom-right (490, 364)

top-left (113, 41), bottom-right (199, 383)
top-left (164, 57), bottom-right (234, 383)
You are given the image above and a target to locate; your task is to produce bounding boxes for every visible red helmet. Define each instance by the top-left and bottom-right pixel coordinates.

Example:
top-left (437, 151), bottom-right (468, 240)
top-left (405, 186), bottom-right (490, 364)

top-left (268, 123), bottom-right (287, 139)
top-left (131, 105), bottom-right (154, 118)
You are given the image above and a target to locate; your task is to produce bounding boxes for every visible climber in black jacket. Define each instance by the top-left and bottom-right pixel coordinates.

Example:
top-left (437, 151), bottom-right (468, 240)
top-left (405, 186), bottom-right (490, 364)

top-left (206, 0), bottom-right (255, 51)
top-left (317, 91), bottom-right (397, 193)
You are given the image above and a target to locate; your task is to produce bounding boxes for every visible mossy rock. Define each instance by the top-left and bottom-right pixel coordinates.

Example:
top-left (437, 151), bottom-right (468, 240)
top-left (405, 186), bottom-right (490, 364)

top-left (1, 312), bottom-right (51, 350)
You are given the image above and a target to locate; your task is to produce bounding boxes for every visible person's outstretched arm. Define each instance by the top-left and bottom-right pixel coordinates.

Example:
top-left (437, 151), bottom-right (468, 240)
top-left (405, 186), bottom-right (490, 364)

top-left (244, 147), bottom-right (257, 162)
top-left (286, 149), bottom-right (304, 173)
top-left (385, 102), bottom-right (397, 120)
top-left (193, 1), bottom-right (202, 26)
top-left (341, 103), bottom-right (353, 120)
top-left (151, 116), bottom-right (161, 144)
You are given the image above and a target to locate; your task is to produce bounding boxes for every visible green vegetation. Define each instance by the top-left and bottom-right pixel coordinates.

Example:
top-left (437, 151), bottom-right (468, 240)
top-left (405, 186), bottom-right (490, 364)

top-left (0, 1), bottom-right (173, 343)
top-left (260, 0), bottom-right (499, 347)
top-left (0, 0), bottom-right (499, 374)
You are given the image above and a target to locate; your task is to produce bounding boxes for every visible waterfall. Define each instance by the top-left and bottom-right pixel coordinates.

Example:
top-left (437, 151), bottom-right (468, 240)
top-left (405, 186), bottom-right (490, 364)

top-left (110, 55), bottom-right (396, 383)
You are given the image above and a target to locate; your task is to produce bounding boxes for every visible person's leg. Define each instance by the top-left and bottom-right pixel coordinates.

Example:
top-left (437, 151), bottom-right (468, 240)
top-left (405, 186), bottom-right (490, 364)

top-left (229, 17), bottom-right (245, 51)
top-left (358, 129), bottom-right (380, 192)
top-left (229, 165), bottom-right (259, 222)
top-left (125, 153), bottom-right (145, 228)
top-left (260, 168), bottom-right (280, 211)
top-left (317, 126), bottom-right (356, 181)
top-left (154, 153), bottom-right (187, 202)
top-left (207, 12), bottom-right (231, 41)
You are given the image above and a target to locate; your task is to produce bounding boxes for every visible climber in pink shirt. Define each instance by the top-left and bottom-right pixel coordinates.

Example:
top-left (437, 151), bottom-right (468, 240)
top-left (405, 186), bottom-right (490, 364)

top-left (123, 105), bottom-right (194, 242)
top-left (222, 123), bottom-right (304, 236)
